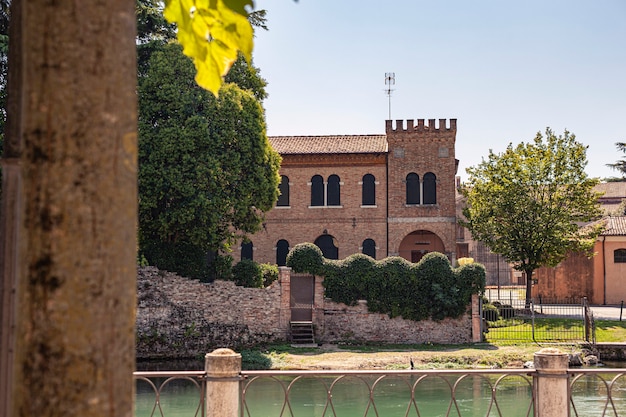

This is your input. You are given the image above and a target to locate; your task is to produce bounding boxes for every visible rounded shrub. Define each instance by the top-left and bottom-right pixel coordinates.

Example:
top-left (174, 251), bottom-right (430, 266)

top-left (259, 263), bottom-right (279, 287)
top-left (482, 303), bottom-right (501, 322)
top-left (286, 242), bottom-right (325, 275)
top-left (231, 259), bottom-right (263, 288)
top-left (497, 303), bottom-right (516, 319)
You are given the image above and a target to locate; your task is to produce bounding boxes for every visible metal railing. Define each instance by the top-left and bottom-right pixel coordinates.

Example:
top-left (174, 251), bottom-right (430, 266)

top-left (569, 369), bottom-right (626, 417)
top-left (134, 371), bottom-right (206, 417)
top-left (133, 367), bottom-right (626, 417)
top-left (482, 295), bottom-right (595, 343)
top-left (241, 369), bottom-right (535, 417)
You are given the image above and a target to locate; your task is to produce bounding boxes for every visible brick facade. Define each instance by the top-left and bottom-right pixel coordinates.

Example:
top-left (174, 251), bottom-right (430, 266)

top-left (236, 118), bottom-right (458, 265)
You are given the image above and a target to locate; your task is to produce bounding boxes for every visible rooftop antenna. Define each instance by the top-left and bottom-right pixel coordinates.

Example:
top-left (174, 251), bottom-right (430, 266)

top-left (384, 72), bottom-right (395, 120)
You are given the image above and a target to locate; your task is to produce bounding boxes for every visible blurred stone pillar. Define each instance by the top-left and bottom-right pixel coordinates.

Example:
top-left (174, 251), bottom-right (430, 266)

top-left (533, 348), bottom-right (570, 417)
top-left (205, 348), bottom-right (242, 417)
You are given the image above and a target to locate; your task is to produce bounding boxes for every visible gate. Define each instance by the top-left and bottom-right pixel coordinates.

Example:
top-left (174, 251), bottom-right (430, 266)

top-left (290, 274), bottom-right (314, 321)
top-left (481, 294), bottom-right (596, 344)
top-left (289, 274), bottom-right (315, 344)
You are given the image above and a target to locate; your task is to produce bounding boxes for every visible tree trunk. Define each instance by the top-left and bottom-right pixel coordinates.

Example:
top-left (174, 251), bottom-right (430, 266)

top-left (1, 1), bottom-right (137, 416)
top-left (525, 269), bottom-right (534, 309)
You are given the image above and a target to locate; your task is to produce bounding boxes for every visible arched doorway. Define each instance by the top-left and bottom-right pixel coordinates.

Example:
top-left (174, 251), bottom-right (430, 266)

top-left (314, 234), bottom-right (338, 260)
top-left (398, 230), bottom-right (445, 263)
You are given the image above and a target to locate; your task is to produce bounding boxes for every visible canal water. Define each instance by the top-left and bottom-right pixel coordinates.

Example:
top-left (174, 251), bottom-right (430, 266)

top-left (135, 362), bottom-right (626, 417)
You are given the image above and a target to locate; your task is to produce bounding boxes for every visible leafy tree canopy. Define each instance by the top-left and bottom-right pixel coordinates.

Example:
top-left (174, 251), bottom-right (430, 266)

top-left (606, 142), bottom-right (626, 179)
top-left (138, 42), bottom-right (280, 278)
top-left (136, 0), bottom-right (176, 44)
top-left (460, 128), bottom-right (604, 303)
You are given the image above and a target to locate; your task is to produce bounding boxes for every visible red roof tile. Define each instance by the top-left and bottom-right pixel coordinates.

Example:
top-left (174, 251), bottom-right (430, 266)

top-left (269, 135), bottom-right (388, 155)
top-left (602, 216), bottom-right (626, 236)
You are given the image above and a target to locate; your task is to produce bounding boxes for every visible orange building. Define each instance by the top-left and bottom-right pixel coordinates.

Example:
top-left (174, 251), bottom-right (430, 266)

top-left (533, 216), bottom-right (626, 305)
top-left (235, 119), bottom-right (460, 265)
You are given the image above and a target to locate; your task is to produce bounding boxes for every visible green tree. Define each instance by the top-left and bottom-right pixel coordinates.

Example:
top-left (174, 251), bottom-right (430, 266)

top-left (136, 0), bottom-right (175, 44)
top-left (138, 42), bottom-right (280, 279)
top-left (460, 128), bottom-right (604, 305)
top-left (607, 142), bottom-right (626, 179)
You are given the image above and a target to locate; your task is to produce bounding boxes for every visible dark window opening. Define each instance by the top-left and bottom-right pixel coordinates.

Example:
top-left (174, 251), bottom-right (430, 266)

top-left (406, 173), bottom-right (420, 205)
top-left (423, 172), bottom-right (437, 204)
top-left (615, 249), bottom-right (626, 263)
top-left (241, 242), bottom-right (253, 260)
top-left (362, 238), bottom-right (376, 259)
top-left (327, 174), bottom-right (341, 206)
top-left (276, 239), bottom-right (289, 266)
top-left (315, 235), bottom-right (338, 260)
top-left (277, 175), bottom-right (289, 206)
top-left (311, 175), bottom-right (324, 206)
top-left (362, 174), bottom-right (376, 206)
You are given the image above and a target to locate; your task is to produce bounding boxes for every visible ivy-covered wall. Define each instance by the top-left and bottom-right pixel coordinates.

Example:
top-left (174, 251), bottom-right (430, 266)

top-left (136, 248), bottom-right (485, 359)
top-left (287, 243), bottom-right (486, 321)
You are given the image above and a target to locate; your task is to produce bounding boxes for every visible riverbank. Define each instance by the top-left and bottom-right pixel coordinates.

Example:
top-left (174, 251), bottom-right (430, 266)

top-left (251, 343), bottom-right (545, 370)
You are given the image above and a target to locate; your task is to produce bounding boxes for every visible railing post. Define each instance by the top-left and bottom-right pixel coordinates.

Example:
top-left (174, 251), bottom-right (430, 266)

top-left (205, 348), bottom-right (242, 417)
top-left (533, 348), bottom-right (570, 417)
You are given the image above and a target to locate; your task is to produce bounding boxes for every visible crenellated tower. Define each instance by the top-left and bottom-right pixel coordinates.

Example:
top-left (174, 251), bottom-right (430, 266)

top-left (385, 119), bottom-right (458, 262)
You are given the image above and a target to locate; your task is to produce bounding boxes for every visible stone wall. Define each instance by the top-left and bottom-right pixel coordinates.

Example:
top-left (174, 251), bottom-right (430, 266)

top-left (320, 300), bottom-right (471, 344)
top-left (136, 267), bottom-right (475, 359)
top-left (136, 267), bottom-right (286, 359)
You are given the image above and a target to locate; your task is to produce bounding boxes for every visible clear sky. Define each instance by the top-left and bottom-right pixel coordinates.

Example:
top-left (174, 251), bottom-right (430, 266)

top-left (252, 0), bottom-right (626, 182)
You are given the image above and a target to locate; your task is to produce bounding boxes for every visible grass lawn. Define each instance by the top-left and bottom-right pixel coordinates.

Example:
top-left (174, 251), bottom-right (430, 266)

top-left (485, 318), bottom-right (626, 344)
top-left (243, 319), bottom-right (626, 370)
top-left (595, 320), bottom-right (626, 342)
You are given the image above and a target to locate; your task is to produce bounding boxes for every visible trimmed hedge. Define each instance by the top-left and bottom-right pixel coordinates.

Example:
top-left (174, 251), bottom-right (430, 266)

top-left (286, 243), bottom-right (486, 321)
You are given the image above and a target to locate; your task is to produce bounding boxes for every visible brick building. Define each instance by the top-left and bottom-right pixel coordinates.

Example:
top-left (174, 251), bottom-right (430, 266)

top-left (235, 118), bottom-right (460, 265)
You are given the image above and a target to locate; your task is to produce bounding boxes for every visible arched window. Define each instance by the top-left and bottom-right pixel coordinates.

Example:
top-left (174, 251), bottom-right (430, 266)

top-left (276, 175), bottom-right (289, 207)
top-left (276, 239), bottom-right (289, 266)
top-left (423, 172), bottom-right (437, 204)
top-left (311, 175), bottom-right (324, 206)
top-left (241, 241), bottom-right (253, 260)
top-left (362, 174), bottom-right (376, 206)
top-left (406, 173), bottom-right (420, 205)
top-left (615, 249), bottom-right (626, 263)
top-left (362, 238), bottom-right (376, 259)
top-left (327, 174), bottom-right (341, 206)
top-left (314, 235), bottom-right (338, 260)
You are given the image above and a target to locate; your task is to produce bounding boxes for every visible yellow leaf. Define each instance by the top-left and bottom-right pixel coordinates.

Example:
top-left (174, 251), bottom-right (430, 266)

top-left (163, 0), bottom-right (254, 96)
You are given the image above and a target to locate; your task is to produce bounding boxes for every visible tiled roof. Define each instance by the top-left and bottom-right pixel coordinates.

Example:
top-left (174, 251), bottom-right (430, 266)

top-left (269, 135), bottom-right (388, 155)
top-left (602, 216), bottom-right (626, 236)
top-left (595, 182), bottom-right (626, 215)
top-left (595, 181), bottom-right (626, 198)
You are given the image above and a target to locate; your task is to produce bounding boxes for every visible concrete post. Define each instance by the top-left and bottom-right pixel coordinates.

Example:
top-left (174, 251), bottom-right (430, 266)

top-left (471, 294), bottom-right (482, 342)
top-left (533, 348), bottom-right (570, 417)
top-left (205, 348), bottom-right (242, 417)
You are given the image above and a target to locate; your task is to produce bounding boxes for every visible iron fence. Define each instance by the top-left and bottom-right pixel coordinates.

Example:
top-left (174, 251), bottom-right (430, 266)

top-left (482, 294), bottom-right (595, 343)
top-left (133, 368), bottom-right (626, 417)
